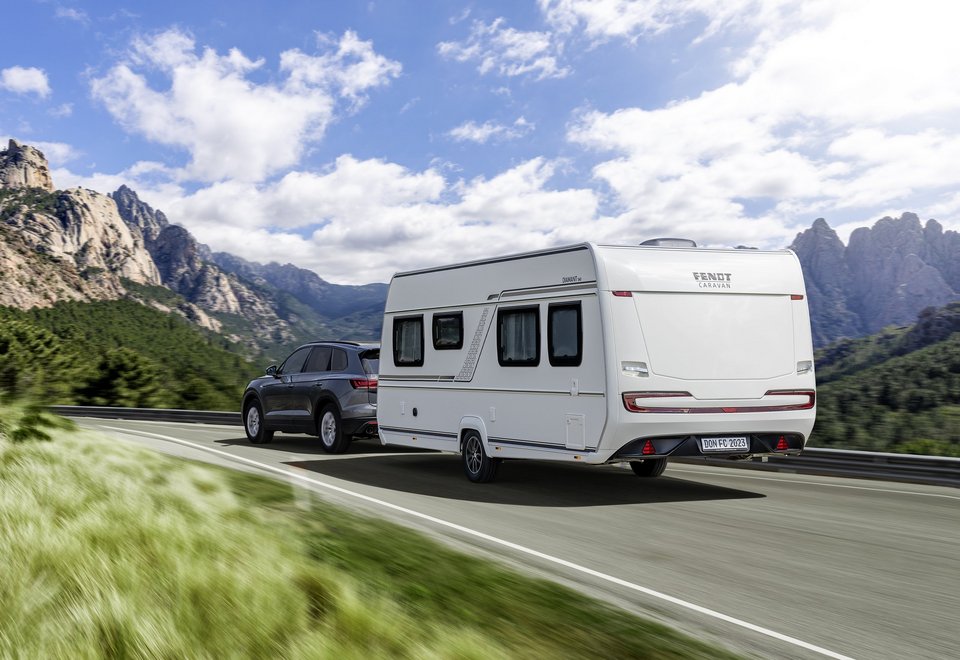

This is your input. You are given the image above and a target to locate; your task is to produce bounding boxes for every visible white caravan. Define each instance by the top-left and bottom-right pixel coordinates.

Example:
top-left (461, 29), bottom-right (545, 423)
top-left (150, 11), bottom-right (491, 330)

top-left (377, 241), bottom-right (816, 482)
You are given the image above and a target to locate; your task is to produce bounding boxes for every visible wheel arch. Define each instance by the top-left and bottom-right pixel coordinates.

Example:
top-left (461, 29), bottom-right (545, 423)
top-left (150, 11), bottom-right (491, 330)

top-left (241, 389), bottom-right (260, 411)
top-left (458, 416), bottom-right (488, 452)
top-left (312, 393), bottom-right (343, 430)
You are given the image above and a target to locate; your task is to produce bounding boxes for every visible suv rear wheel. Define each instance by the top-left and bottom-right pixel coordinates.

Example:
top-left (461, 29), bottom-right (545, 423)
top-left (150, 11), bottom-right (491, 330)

top-left (244, 400), bottom-right (274, 444)
top-left (318, 404), bottom-right (349, 454)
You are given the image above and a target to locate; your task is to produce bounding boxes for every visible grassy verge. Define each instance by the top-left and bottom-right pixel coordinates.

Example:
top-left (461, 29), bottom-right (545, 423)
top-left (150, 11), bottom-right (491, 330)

top-left (0, 406), bottom-right (737, 659)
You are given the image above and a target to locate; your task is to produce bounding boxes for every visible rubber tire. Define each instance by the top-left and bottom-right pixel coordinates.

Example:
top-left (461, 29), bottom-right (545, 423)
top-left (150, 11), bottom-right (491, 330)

top-left (630, 458), bottom-right (667, 478)
top-left (318, 404), bottom-right (348, 454)
top-left (244, 400), bottom-right (274, 444)
top-left (462, 430), bottom-right (500, 483)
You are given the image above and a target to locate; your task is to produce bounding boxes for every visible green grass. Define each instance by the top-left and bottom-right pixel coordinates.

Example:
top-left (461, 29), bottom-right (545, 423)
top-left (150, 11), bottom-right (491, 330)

top-left (0, 408), bottom-right (737, 659)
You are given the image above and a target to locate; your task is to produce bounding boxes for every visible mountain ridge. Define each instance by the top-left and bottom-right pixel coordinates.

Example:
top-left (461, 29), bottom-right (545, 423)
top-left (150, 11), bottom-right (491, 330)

top-left (0, 140), bottom-right (384, 356)
top-left (790, 213), bottom-right (960, 346)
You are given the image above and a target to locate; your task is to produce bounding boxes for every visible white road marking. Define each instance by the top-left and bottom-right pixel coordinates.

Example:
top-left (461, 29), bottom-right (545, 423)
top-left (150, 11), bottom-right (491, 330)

top-left (102, 424), bottom-right (854, 660)
top-left (668, 467), bottom-right (960, 501)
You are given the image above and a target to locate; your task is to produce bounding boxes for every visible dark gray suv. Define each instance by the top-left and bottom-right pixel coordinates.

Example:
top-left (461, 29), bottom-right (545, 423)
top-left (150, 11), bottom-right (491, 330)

top-left (242, 341), bottom-right (379, 453)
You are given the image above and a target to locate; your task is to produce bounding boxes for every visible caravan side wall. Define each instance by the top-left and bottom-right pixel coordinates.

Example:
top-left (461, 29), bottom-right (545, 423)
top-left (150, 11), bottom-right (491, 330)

top-left (378, 247), bottom-right (610, 458)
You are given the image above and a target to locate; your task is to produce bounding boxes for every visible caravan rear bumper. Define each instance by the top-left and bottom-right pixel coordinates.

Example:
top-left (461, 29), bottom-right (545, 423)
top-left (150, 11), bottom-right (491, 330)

top-left (608, 432), bottom-right (805, 462)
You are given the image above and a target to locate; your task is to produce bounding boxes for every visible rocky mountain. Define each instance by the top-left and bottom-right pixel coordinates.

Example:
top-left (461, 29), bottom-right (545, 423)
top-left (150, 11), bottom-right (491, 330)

top-left (0, 140), bottom-right (54, 191)
top-left (211, 253), bottom-right (388, 321)
top-left (0, 140), bottom-right (385, 355)
top-left (791, 213), bottom-right (960, 346)
top-left (0, 140), bottom-right (160, 309)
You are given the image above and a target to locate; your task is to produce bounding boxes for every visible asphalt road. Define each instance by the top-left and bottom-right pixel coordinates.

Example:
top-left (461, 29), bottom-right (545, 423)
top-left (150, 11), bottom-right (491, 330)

top-left (80, 418), bottom-right (960, 660)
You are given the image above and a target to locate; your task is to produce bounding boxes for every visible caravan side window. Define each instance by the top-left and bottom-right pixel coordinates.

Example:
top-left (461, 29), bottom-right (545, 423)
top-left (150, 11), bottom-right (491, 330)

top-left (432, 312), bottom-right (463, 350)
top-left (548, 302), bottom-right (582, 367)
top-left (497, 306), bottom-right (540, 366)
top-left (393, 316), bottom-right (424, 366)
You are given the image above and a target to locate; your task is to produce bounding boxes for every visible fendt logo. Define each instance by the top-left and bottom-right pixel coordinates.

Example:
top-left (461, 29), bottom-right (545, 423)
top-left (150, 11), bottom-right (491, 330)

top-left (693, 271), bottom-right (732, 289)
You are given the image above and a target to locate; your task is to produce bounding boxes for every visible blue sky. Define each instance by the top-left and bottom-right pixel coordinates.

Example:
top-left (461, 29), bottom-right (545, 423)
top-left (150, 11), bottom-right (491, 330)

top-left (3, 1), bottom-right (960, 283)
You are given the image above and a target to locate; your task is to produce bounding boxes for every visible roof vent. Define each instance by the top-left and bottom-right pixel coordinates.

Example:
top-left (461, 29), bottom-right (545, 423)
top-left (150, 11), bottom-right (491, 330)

top-left (639, 238), bottom-right (697, 248)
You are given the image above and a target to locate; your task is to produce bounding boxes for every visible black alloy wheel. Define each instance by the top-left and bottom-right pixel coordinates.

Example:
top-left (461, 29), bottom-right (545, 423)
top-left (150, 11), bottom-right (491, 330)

top-left (462, 430), bottom-right (500, 483)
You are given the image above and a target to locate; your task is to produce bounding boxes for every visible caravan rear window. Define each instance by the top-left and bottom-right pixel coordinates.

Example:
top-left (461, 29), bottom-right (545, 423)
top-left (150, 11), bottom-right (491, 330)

top-left (548, 302), bottom-right (582, 366)
top-left (393, 316), bottom-right (424, 366)
top-left (497, 306), bottom-right (540, 366)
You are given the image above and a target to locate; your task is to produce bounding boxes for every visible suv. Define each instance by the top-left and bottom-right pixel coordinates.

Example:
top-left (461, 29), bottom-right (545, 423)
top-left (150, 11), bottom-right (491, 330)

top-left (241, 341), bottom-right (379, 453)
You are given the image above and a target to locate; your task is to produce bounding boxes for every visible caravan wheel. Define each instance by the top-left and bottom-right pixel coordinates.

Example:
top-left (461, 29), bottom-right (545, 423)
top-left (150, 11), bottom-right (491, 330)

top-left (462, 431), bottom-right (500, 483)
top-left (630, 458), bottom-right (667, 477)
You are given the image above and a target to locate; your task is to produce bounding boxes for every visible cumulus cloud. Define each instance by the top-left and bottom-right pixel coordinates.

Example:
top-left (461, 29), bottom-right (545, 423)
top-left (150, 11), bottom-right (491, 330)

top-left (448, 116), bottom-right (534, 143)
top-left (67, 155), bottom-right (596, 284)
top-left (567, 0), bottom-right (960, 246)
top-left (90, 28), bottom-right (401, 182)
top-left (438, 18), bottom-right (569, 80)
top-left (0, 66), bottom-right (51, 97)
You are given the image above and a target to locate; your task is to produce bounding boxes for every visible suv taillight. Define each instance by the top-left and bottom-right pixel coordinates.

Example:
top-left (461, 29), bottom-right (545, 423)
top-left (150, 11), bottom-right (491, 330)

top-left (350, 378), bottom-right (378, 391)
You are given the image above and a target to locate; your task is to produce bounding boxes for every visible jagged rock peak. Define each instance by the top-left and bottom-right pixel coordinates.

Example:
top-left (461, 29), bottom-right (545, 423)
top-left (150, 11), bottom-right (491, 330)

top-left (111, 185), bottom-right (169, 244)
top-left (0, 139), bottom-right (55, 192)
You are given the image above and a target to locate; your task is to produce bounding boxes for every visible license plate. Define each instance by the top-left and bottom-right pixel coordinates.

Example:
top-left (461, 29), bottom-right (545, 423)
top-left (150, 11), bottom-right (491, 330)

top-left (701, 436), bottom-right (749, 452)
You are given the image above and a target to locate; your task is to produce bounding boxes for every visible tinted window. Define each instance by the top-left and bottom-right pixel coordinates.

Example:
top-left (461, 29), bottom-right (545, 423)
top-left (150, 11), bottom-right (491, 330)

top-left (394, 316), bottom-right (424, 366)
top-left (360, 349), bottom-right (380, 375)
top-left (549, 302), bottom-right (582, 367)
top-left (497, 306), bottom-right (540, 366)
top-left (331, 348), bottom-right (348, 371)
top-left (433, 312), bottom-right (463, 350)
top-left (304, 346), bottom-right (331, 372)
top-left (280, 347), bottom-right (311, 375)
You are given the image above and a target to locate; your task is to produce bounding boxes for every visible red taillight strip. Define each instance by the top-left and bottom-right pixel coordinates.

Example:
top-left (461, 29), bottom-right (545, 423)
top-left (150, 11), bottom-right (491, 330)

top-left (622, 391), bottom-right (691, 412)
top-left (350, 378), bottom-right (379, 390)
top-left (622, 390), bottom-right (815, 413)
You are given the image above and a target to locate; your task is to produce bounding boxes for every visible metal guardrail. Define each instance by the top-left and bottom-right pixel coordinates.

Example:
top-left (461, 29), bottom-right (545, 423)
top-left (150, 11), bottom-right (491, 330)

top-left (676, 448), bottom-right (960, 487)
top-left (50, 405), bottom-right (959, 488)
top-left (49, 405), bottom-right (241, 426)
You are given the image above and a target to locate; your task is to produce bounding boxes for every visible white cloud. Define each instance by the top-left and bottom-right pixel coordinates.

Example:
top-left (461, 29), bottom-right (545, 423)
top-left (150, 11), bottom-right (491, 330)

top-left (49, 102), bottom-right (73, 118)
top-left (55, 6), bottom-right (90, 24)
top-left (438, 18), bottom-right (569, 80)
top-left (566, 0), bottom-right (960, 246)
top-left (90, 28), bottom-right (401, 183)
top-left (31, 141), bottom-right (80, 166)
top-left (448, 116), bottom-right (534, 143)
top-left (62, 155), bottom-right (600, 284)
top-left (281, 30), bottom-right (401, 106)
top-left (540, 0), bottom-right (806, 47)
top-left (0, 66), bottom-right (51, 98)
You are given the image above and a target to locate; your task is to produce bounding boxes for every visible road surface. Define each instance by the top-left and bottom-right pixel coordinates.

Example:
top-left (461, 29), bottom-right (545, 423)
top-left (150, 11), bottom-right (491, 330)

top-left (80, 418), bottom-right (960, 659)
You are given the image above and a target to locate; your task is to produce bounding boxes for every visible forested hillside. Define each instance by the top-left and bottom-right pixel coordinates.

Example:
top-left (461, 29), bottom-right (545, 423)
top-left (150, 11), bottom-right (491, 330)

top-left (0, 300), bottom-right (260, 411)
top-left (811, 304), bottom-right (960, 456)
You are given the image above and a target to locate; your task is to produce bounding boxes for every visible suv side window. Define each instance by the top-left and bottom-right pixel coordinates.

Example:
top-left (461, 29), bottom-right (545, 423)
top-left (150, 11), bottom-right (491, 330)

top-left (304, 346), bottom-right (331, 373)
top-left (280, 347), bottom-right (312, 375)
top-left (330, 348), bottom-right (348, 371)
